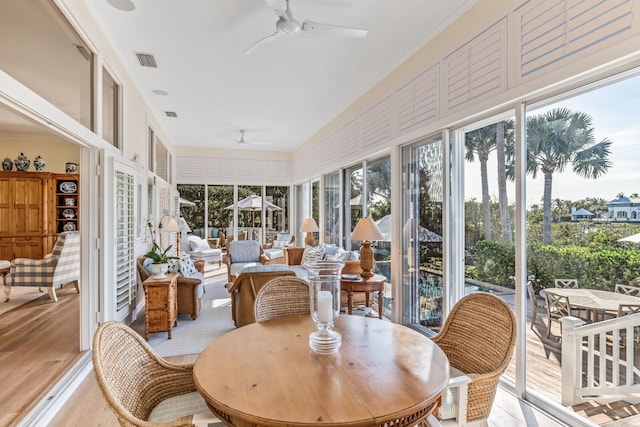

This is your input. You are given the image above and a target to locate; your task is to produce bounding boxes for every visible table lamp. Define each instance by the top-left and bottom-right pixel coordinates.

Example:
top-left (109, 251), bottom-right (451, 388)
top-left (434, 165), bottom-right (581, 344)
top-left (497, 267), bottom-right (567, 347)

top-left (161, 216), bottom-right (181, 255)
top-left (300, 218), bottom-right (319, 247)
top-left (350, 217), bottom-right (384, 278)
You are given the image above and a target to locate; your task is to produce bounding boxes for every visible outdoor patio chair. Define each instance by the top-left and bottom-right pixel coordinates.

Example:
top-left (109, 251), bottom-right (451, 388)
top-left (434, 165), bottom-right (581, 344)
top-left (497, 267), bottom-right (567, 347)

top-left (615, 283), bottom-right (640, 296)
top-left (616, 303), bottom-right (640, 346)
top-left (526, 281), bottom-right (546, 329)
top-left (254, 276), bottom-right (310, 323)
top-left (92, 321), bottom-right (218, 427)
top-left (545, 292), bottom-right (572, 338)
top-left (554, 278), bottom-right (579, 288)
top-left (431, 293), bottom-right (516, 426)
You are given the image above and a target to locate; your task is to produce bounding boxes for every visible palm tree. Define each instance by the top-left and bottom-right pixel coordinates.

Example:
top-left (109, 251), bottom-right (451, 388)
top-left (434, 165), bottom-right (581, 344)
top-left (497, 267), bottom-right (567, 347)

top-left (465, 126), bottom-right (496, 240)
top-left (526, 108), bottom-right (612, 244)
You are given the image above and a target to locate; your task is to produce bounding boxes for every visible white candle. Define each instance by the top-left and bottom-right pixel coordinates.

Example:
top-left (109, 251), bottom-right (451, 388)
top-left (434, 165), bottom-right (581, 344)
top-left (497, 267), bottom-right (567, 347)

top-left (317, 290), bottom-right (333, 323)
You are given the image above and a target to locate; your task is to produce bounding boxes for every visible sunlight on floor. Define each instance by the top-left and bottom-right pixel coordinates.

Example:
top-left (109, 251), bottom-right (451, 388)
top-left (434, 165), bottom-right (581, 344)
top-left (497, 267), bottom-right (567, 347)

top-left (211, 297), bottom-right (231, 308)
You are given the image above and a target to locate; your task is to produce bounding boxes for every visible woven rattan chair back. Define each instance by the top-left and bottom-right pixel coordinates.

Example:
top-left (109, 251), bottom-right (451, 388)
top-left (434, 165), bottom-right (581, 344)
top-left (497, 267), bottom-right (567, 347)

top-left (544, 292), bottom-right (571, 338)
top-left (554, 278), bottom-right (579, 288)
top-left (431, 292), bottom-right (516, 423)
top-left (92, 321), bottom-right (197, 427)
top-left (254, 277), bottom-right (310, 323)
top-left (615, 283), bottom-right (640, 296)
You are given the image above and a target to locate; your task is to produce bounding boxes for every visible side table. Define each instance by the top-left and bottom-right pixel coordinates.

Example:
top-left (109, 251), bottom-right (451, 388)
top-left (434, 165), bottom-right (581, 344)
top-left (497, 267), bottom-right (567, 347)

top-left (341, 273), bottom-right (386, 319)
top-left (143, 273), bottom-right (178, 340)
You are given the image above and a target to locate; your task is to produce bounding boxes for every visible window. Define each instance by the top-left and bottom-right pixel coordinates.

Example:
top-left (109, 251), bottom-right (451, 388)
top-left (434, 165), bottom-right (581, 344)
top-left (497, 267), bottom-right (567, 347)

top-left (102, 68), bottom-right (120, 148)
top-left (323, 172), bottom-right (340, 245)
top-left (148, 127), bottom-right (155, 172)
top-left (155, 139), bottom-right (168, 181)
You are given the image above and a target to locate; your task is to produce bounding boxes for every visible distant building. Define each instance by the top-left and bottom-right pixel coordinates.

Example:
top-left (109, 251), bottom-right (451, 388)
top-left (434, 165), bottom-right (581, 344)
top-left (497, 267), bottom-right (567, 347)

top-left (570, 207), bottom-right (595, 222)
top-left (606, 196), bottom-right (640, 222)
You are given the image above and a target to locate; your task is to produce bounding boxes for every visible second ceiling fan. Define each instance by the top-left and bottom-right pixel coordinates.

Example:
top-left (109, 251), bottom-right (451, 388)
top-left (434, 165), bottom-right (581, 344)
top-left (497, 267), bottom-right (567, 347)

top-left (244, 0), bottom-right (368, 54)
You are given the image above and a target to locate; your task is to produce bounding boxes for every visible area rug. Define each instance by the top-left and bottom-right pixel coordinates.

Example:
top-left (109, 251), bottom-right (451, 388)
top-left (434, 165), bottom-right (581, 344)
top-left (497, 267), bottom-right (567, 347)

top-left (131, 271), bottom-right (235, 358)
top-left (0, 285), bottom-right (52, 316)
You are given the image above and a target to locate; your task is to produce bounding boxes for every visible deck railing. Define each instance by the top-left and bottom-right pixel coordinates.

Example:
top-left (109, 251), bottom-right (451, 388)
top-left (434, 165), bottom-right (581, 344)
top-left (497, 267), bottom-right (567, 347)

top-left (561, 313), bottom-right (640, 405)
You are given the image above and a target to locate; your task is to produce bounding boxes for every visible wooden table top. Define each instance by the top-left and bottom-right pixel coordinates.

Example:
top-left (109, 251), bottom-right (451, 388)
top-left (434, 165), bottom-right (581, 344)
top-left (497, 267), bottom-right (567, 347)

top-left (544, 288), bottom-right (640, 313)
top-left (193, 315), bottom-right (449, 427)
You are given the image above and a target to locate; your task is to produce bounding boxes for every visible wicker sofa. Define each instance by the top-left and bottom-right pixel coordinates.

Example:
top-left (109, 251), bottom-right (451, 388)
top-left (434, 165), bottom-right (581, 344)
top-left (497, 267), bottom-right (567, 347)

top-left (136, 256), bottom-right (205, 320)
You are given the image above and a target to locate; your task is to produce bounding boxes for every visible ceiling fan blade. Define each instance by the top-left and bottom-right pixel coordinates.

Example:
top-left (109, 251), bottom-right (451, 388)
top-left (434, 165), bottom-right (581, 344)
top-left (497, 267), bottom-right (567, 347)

top-left (263, 0), bottom-right (288, 20)
top-left (243, 32), bottom-right (280, 55)
top-left (300, 20), bottom-right (368, 38)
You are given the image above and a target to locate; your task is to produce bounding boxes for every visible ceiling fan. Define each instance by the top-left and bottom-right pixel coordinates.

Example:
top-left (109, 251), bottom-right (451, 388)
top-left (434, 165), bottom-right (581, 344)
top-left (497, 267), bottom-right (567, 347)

top-left (234, 130), bottom-right (272, 146)
top-left (244, 0), bottom-right (368, 54)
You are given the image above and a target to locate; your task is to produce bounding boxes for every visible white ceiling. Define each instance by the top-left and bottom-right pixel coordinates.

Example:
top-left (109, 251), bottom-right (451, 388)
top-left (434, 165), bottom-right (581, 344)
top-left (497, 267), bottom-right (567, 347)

top-left (83, 0), bottom-right (474, 152)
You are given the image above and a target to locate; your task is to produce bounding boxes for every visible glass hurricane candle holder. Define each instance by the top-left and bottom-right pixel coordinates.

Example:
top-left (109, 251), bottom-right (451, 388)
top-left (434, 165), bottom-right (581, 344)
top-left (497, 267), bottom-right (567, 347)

top-left (305, 260), bottom-right (344, 354)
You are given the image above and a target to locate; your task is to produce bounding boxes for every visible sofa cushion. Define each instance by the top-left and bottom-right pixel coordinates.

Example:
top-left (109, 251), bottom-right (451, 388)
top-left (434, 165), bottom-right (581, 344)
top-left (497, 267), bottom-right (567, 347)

top-left (301, 245), bottom-right (324, 265)
top-left (242, 265), bottom-right (292, 274)
top-left (272, 240), bottom-right (287, 249)
top-left (143, 257), bottom-right (155, 274)
top-left (263, 248), bottom-right (284, 260)
top-left (210, 227), bottom-right (219, 238)
top-left (167, 259), bottom-right (181, 274)
top-left (180, 257), bottom-right (198, 276)
top-left (188, 236), bottom-right (210, 252)
top-left (321, 243), bottom-right (340, 257)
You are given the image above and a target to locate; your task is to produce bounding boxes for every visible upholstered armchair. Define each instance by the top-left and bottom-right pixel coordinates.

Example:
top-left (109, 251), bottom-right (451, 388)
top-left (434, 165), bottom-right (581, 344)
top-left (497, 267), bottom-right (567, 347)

top-left (262, 233), bottom-right (295, 263)
top-left (225, 265), bottom-right (296, 327)
top-left (137, 256), bottom-right (205, 320)
top-left (4, 231), bottom-right (80, 302)
top-left (222, 240), bottom-right (268, 283)
top-left (184, 235), bottom-right (223, 266)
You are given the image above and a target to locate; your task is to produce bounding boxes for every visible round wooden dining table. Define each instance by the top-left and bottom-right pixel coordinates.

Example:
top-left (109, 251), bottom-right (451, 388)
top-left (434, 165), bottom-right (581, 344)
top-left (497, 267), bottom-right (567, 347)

top-left (544, 287), bottom-right (640, 321)
top-left (193, 314), bottom-right (449, 427)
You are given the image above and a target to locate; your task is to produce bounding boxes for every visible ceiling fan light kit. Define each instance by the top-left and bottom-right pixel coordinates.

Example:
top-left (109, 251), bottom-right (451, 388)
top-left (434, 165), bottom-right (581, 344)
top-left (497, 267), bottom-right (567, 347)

top-left (244, 0), bottom-right (367, 54)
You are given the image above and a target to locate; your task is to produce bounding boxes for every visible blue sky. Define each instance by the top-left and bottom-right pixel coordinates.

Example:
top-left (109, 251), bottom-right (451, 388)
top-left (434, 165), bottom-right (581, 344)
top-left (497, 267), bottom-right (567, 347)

top-left (465, 73), bottom-right (640, 207)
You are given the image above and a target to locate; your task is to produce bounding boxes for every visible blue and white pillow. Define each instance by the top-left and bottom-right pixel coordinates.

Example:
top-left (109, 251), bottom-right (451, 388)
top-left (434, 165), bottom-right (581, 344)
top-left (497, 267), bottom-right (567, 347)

top-left (180, 257), bottom-right (198, 277)
top-left (166, 259), bottom-right (181, 274)
top-left (301, 245), bottom-right (324, 265)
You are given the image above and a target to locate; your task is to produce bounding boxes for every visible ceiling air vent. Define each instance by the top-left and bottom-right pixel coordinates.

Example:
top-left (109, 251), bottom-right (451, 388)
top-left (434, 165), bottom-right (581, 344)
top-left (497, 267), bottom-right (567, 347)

top-left (135, 52), bottom-right (157, 68)
top-left (165, 111), bottom-right (178, 118)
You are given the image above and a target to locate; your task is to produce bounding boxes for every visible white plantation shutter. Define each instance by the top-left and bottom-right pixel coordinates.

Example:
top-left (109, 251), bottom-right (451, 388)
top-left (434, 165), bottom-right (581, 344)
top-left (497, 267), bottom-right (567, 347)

top-left (115, 169), bottom-right (135, 311)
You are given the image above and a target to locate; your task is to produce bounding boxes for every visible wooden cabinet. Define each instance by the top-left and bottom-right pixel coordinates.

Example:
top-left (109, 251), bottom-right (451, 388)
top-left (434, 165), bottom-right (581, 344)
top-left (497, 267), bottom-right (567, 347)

top-left (143, 273), bottom-right (178, 340)
top-left (0, 171), bottom-right (79, 260)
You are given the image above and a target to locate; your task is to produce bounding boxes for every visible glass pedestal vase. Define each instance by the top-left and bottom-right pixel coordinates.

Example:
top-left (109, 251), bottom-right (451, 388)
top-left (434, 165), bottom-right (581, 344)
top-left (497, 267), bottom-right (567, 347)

top-left (305, 261), bottom-right (344, 354)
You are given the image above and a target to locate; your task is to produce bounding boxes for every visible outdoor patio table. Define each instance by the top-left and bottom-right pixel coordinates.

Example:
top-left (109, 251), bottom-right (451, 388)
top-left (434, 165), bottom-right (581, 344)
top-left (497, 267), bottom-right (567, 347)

top-left (193, 314), bottom-right (449, 427)
top-left (543, 288), bottom-right (640, 322)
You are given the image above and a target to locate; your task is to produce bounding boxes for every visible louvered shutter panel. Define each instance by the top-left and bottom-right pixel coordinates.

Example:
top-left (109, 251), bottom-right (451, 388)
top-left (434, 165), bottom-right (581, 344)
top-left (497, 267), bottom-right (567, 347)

top-left (115, 170), bottom-right (135, 311)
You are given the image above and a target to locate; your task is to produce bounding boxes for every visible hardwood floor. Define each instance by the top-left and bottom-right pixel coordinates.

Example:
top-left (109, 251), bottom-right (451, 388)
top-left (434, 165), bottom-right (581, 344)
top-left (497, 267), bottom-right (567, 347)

top-left (0, 284), bottom-right (80, 427)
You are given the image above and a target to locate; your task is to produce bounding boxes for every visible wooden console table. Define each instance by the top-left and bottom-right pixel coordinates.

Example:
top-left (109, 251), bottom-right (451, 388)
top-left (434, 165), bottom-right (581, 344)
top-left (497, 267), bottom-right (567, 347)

top-left (341, 273), bottom-right (386, 319)
top-left (143, 273), bottom-right (178, 340)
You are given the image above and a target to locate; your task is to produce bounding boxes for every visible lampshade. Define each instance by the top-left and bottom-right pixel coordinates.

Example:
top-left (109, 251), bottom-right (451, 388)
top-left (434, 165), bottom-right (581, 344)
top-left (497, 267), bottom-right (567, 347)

top-left (350, 217), bottom-right (384, 242)
top-left (164, 217), bottom-right (180, 233)
top-left (300, 218), bottom-right (319, 233)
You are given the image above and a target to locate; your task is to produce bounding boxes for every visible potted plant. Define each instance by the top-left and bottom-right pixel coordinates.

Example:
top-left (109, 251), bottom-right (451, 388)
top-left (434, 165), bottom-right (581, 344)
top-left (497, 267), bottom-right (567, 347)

top-left (145, 221), bottom-right (179, 279)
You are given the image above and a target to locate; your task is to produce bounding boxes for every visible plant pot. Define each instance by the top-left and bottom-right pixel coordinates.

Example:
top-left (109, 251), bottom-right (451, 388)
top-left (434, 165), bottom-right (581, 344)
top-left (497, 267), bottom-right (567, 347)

top-left (151, 263), bottom-right (168, 279)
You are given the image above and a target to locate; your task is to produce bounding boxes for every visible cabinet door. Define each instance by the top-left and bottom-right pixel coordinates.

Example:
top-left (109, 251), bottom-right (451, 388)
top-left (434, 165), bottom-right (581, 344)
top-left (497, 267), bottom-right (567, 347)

top-left (14, 237), bottom-right (44, 259)
top-left (14, 178), bottom-right (43, 234)
top-left (0, 178), bottom-right (12, 235)
top-left (0, 237), bottom-right (12, 260)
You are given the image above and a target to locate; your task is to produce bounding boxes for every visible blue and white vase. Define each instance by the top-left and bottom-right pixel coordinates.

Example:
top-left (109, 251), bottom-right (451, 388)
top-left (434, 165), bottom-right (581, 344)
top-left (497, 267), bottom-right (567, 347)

top-left (33, 155), bottom-right (45, 171)
top-left (14, 152), bottom-right (30, 171)
top-left (2, 158), bottom-right (12, 171)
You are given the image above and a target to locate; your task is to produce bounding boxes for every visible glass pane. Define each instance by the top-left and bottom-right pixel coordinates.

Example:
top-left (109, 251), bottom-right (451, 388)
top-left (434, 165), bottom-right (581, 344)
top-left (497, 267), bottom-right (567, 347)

top-left (178, 184), bottom-right (205, 237)
top-left (366, 157), bottom-right (391, 315)
top-left (524, 74), bottom-right (640, 414)
top-left (344, 166), bottom-right (363, 250)
top-left (237, 185), bottom-right (262, 243)
top-left (402, 138), bottom-right (443, 331)
top-left (207, 185), bottom-right (234, 245)
top-left (265, 186), bottom-right (290, 244)
top-left (102, 68), bottom-right (119, 147)
top-left (311, 181), bottom-right (320, 244)
top-left (0, 1), bottom-right (93, 129)
top-left (156, 140), bottom-right (168, 182)
top-left (324, 172), bottom-right (340, 245)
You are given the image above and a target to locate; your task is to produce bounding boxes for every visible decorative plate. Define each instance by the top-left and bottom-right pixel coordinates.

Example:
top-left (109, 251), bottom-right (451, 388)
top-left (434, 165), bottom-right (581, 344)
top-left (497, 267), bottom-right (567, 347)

top-left (59, 181), bottom-right (77, 193)
top-left (62, 208), bottom-right (75, 219)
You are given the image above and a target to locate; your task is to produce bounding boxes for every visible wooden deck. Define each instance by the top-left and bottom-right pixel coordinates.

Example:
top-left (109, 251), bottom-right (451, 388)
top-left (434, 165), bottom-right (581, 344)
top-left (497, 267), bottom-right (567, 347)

top-left (499, 291), bottom-right (640, 425)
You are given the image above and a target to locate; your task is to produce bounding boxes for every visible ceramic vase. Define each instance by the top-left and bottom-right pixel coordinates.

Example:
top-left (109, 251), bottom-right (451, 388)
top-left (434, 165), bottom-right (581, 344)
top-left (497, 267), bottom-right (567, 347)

top-left (33, 155), bottom-right (45, 171)
top-left (14, 153), bottom-right (30, 171)
top-left (2, 158), bottom-right (12, 171)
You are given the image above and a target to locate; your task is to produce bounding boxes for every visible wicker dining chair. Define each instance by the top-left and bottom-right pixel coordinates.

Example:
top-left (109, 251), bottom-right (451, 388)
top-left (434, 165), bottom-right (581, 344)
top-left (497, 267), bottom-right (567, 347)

top-left (92, 321), bottom-right (218, 427)
top-left (430, 292), bottom-right (516, 426)
top-left (254, 276), bottom-right (310, 323)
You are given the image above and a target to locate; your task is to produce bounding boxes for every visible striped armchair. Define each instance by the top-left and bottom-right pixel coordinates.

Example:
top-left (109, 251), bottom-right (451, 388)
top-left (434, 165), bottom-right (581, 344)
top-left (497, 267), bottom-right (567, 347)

top-left (4, 231), bottom-right (80, 302)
